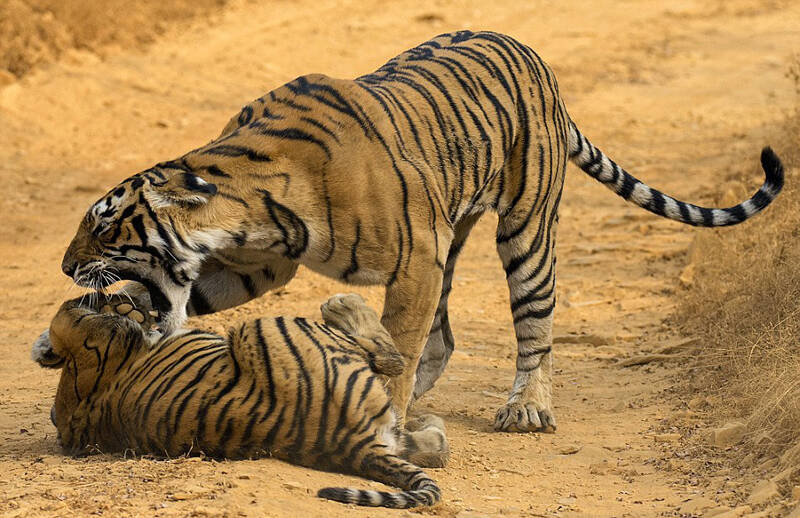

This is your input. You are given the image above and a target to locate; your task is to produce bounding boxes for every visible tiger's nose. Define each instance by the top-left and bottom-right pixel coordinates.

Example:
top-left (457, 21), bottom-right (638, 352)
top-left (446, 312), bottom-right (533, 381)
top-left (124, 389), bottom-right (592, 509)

top-left (62, 259), bottom-right (78, 278)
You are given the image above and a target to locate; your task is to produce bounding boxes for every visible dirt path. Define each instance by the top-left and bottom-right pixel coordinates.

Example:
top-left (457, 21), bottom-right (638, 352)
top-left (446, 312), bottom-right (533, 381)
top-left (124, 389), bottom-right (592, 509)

top-left (1, 0), bottom-right (798, 516)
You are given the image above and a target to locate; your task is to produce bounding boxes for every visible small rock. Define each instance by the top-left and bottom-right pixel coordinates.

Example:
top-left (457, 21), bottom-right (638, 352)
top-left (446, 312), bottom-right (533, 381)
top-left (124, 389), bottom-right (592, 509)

top-left (282, 481), bottom-right (307, 492)
top-left (653, 433), bottom-right (681, 443)
top-left (747, 480), bottom-right (779, 506)
top-left (710, 421), bottom-right (747, 448)
top-left (169, 492), bottom-right (196, 501)
top-left (553, 333), bottom-right (613, 346)
top-left (558, 444), bottom-right (581, 455)
top-left (679, 496), bottom-right (716, 514)
top-left (793, 485), bottom-right (800, 500)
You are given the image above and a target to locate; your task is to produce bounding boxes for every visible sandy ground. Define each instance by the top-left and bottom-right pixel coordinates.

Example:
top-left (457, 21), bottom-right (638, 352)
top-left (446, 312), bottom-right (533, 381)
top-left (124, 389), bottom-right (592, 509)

top-left (1, 0), bottom-right (798, 516)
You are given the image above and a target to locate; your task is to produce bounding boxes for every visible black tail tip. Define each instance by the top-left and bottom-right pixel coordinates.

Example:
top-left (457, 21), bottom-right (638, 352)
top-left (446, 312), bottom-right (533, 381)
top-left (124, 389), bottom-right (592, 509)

top-left (760, 146), bottom-right (785, 188)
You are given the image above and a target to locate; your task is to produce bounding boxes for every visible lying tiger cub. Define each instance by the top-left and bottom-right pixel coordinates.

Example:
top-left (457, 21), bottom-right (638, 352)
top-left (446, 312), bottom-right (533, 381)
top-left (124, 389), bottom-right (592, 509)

top-left (32, 291), bottom-right (447, 509)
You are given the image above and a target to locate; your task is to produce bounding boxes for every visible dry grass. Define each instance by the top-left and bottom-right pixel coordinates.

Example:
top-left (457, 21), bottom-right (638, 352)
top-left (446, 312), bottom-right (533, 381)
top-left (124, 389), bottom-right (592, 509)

top-left (0, 0), bottom-right (228, 78)
top-left (682, 57), bottom-right (800, 453)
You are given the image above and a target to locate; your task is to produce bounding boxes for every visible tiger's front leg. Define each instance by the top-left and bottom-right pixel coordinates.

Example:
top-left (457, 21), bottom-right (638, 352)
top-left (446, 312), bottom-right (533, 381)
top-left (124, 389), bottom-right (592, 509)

top-left (381, 267), bottom-right (443, 425)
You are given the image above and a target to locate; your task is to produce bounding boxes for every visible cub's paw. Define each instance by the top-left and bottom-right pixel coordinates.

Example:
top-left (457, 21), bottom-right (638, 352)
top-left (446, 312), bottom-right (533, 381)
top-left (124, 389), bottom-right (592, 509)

top-left (31, 329), bottom-right (64, 369)
top-left (494, 401), bottom-right (556, 433)
top-left (406, 414), bottom-right (446, 433)
top-left (321, 294), bottom-right (373, 335)
top-left (404, 414), bottom-right (449, 468)
top-left (100, 297), bottom-right (157, 329)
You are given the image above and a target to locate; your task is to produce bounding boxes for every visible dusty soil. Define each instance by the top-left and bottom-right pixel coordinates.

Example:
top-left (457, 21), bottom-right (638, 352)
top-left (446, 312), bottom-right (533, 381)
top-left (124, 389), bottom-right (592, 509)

top-left (0, 0), bottom-right (798, 516)
top-left (0, 0), bottom-right (227, 79)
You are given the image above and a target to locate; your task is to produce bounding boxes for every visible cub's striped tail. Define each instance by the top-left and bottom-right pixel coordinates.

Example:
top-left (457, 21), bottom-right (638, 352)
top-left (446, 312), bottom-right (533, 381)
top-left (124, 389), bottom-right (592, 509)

top-left (317, 454), bottom-right (440, 509)
top-left (568, 121), bottom-right (784, 226)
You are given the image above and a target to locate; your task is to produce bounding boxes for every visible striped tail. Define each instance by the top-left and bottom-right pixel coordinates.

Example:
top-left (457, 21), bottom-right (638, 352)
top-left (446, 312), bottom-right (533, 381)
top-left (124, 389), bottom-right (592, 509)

top-left (317, 454), bottom-right (440, 509)
top-left (568, 121), bottom-right (784, 226)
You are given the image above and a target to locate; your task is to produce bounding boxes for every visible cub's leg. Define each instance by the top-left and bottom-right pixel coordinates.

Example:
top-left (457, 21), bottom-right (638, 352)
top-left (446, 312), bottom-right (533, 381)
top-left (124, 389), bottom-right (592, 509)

top-left (323, 293), bottom-right (450, 467)
top-left (320, 293), bottom-right (405, 376)
top-left (493, 138), bottom-right (566, 433)
top-left (319, 410), bottom-right (441, 508)
top-left (413, 212), bottom-right (482, 401)
top-left (319, 448), bottom-right (441, 508)
top-left (383, 268), bottom-right (444, 424)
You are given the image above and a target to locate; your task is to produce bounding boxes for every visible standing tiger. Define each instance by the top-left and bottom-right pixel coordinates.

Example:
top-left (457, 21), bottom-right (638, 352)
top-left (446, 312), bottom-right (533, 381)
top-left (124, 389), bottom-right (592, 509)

top-left (32, 291), bottom-right (447, 509)
top-left (53, 31), bottom-right (784, 433)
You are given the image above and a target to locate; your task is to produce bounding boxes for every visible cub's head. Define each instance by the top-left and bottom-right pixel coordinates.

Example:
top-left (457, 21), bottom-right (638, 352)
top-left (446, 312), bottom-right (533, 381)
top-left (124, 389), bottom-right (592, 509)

top-left (61, 165), bottom-right (219, 335)
top-left (33, 294), bottom-right (154, 451)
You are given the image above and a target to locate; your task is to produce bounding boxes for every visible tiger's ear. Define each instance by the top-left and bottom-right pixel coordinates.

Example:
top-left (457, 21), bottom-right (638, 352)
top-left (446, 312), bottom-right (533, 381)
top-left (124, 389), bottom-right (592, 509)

top-left (146, 173), bottom-right (217, 209)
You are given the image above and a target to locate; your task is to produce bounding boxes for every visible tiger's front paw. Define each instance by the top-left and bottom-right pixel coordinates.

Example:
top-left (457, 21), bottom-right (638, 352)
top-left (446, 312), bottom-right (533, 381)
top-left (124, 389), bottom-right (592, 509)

top-left (494, 401), bottom-right (557, 433)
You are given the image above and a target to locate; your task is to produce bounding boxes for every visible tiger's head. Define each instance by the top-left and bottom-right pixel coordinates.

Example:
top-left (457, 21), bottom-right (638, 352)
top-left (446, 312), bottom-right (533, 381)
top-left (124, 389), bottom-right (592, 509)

top-left (34, 294), bottom-right (153, 451)
top-left (61, 165), bottom-right (221, 336)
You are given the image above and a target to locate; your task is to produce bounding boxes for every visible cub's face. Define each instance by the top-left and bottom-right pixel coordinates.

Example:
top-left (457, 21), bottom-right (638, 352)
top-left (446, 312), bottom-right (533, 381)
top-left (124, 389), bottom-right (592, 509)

top-left (61, 168), bottom-right (219, 335)
top-left (35, 296), bottom-right (151, 446)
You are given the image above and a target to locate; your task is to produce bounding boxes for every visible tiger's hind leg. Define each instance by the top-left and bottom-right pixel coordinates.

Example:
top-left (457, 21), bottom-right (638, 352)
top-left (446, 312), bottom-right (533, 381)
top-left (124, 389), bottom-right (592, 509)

top-left (493, 131), bottom-right (566, 433)
top-left (412, 212), bottom-right (482, 402)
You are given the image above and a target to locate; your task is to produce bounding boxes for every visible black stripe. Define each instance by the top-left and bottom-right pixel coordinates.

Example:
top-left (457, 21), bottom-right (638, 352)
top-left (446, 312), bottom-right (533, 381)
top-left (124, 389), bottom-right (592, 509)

top-left (342, 222), bottom-right (361, 280)
top-left (203, 145), bottom-right (272, 162)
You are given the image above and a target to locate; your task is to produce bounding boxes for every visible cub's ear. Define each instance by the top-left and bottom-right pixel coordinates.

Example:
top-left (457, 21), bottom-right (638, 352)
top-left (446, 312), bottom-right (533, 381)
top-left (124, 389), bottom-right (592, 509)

top-left (146, 173), bottom-right (217, 209)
